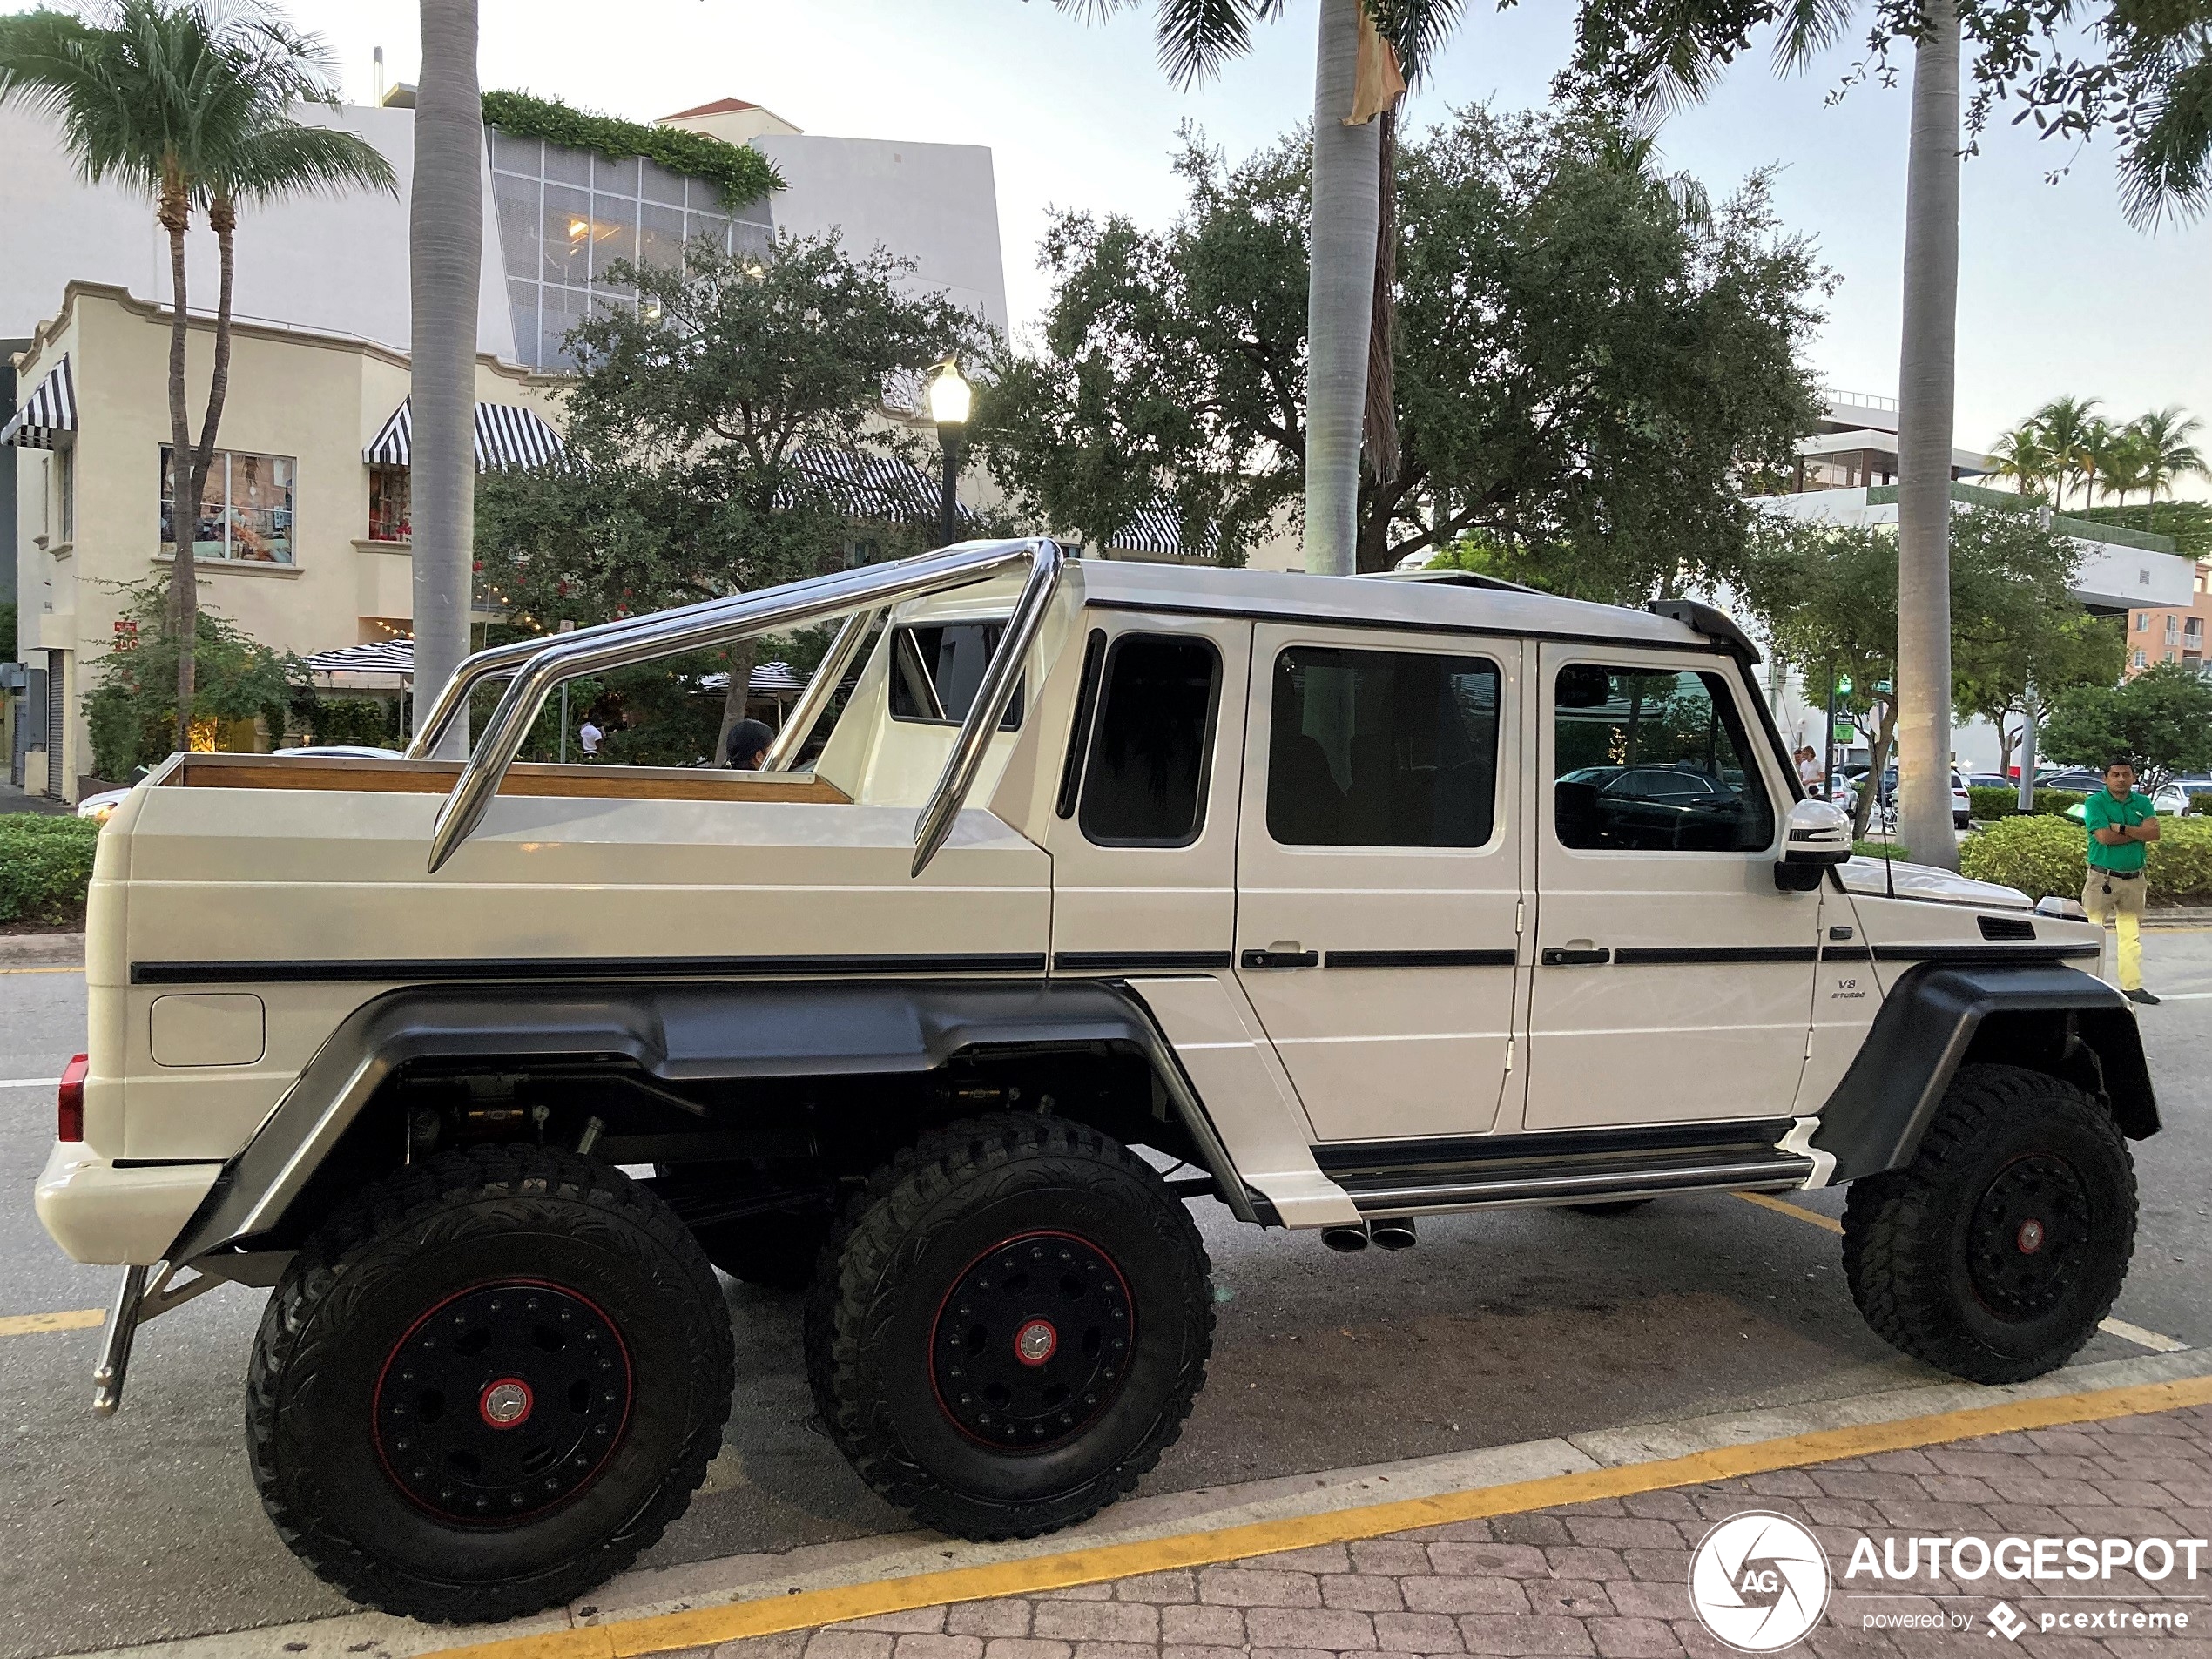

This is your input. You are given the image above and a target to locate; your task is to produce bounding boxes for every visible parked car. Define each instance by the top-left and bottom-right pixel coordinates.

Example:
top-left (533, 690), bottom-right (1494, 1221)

top-left (1840, 765), bottom-right (1970, 829)
top-left (37, 545), bottom-right (2155, 1622)
top-left (2037, 769), bottom-right (2108, 793)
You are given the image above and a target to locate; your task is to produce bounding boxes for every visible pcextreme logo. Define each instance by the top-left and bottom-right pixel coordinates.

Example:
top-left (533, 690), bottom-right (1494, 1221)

top-left (1688, 1512), bottom-right (1832, 1652)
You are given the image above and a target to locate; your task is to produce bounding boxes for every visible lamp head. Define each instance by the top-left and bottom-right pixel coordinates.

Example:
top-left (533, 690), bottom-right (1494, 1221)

top-left (926, 357), bottom-right (972, 429)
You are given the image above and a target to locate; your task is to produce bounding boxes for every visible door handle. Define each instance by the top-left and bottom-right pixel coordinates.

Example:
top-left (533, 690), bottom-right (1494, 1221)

top-left (1540, 947), bottom-right (1611, 967)
top-left (1241, 948), bottom-right (1320, 970)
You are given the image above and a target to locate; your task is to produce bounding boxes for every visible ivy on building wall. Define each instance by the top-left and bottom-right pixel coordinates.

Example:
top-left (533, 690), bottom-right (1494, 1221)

top-left (481, 91), bottom-right (783, 209)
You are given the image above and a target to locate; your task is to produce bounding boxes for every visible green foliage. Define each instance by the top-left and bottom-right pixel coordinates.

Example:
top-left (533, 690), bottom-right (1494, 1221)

top-left (1967, 785), bottom-right (2090, 819)
top-left (1852, 840), bottom-right (1908, 860)
top-left (1962, 813), bottom-right (2212, 905)
top-left (81, 582), bottom-right (297, 779)
top-left (298, 694), bottom-right (400, 748)
top-left (481, 90), bottom-right (780, 208)
top-left (974, 105), bottom-right (1826, 587)
top-left (0, 814), bottom-right (99, 927)
top-left (2040, 660), bottom-right (2212, 789)
top-left (2069, 501), bottom-right (2212, 561)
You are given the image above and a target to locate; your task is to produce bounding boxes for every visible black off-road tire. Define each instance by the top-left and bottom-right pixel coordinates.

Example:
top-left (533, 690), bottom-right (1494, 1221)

top-left (806, 1115), bottom-right (1213, 1541)
top-left (248, 1147), bottom-right (735, 1622)
top-left (656, 1163), bottom-right (833, 1293)
top-left (1567, 1200), bottom-right (1654, 1217)
top-left (1842, 1064), bottom-right (2136, 1385)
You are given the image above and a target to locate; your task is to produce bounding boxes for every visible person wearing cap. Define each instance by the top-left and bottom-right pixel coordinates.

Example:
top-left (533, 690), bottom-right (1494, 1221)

top-left (2083, 759), bottom-right (2161, 1006)
top-left (725, 718), bottom-right (775, 771)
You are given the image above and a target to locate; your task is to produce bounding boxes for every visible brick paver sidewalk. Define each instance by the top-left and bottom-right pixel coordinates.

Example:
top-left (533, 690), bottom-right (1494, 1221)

top-left (686, 1403), bottom-right (2212, 1659)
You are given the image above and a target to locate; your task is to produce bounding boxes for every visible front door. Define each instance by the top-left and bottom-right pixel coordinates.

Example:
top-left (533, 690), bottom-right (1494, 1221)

top-left (1234, 626), bottom-right (1524, 1143)
top-left (1523, 647), bottom-right (1817, 1130)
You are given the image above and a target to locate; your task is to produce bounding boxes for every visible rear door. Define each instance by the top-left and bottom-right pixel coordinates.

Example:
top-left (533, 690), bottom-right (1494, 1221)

top-left (1523, 648), bottom-right (1817, 1130)
top-left (1232, 626), bottom-right (1524, 1142)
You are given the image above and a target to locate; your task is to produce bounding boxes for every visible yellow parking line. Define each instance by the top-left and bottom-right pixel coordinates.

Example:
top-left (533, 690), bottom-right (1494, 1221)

top-left (0, 964), bottom-right (84, 974)
top-left (0, 1308), bottom-right (104, 1337)
top-left (423, 1372), bottom-right (2212, 1659)
top-left (1736, 1190), bottom-right (2188, 1354)
top-left (1735, 1190), bottom-right (1844, 1234)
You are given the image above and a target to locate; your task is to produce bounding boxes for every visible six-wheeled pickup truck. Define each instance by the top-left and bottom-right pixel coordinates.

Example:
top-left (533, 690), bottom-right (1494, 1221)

top-left (34, 539), bottom-right (2155, 1621)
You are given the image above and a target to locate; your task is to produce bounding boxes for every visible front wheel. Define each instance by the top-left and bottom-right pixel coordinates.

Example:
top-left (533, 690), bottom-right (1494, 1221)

top-left (806, 1115), bottom-right (1213, 1541)
top-left (1842, 1065), bottom-right (2136, 1385)
top-left (248, 1148), bottom-right (735, 1622)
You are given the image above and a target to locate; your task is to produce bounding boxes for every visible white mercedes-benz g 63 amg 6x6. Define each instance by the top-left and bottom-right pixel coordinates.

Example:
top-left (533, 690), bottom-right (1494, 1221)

top-left (36, 540), bottom-right (2153, 1622)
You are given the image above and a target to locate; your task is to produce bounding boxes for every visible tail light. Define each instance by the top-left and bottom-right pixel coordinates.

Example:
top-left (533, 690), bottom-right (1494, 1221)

top-left (57, 1054), bottom-right (88, 1143)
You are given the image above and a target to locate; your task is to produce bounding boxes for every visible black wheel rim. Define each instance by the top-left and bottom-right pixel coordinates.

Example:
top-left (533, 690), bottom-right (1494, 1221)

top-left (1967, 1154), bottom-right (2093, 1322)
top-left (930, 1231), bottom-right (1133, 1453)
top-left (373, 1279), bottom-right (632, 1523)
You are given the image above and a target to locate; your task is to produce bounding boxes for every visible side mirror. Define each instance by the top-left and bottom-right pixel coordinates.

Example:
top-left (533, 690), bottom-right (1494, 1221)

top-left (1775, 797), bottom-right (1851, 892)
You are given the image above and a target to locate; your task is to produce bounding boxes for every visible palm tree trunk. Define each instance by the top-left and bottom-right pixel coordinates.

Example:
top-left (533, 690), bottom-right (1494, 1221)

top-left (1892, 0), bottom-right (1963, 872)
top-left (411, 0), bottom-right (485, 759)
top-left (1360, 105), bottom-right (1400, 569)
top-left (162, 190), bottom-right (198, 756)
top-left (1305, 0), bottom-right (1381, 577)
top-left (185, 199), bottom-right (238, 610)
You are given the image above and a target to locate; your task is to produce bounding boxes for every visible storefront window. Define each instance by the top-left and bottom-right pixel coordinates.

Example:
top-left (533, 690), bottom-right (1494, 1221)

top-left (368, 466), bottom-right (411, 542)
top-left (159, 446), bottom-right (295, 563)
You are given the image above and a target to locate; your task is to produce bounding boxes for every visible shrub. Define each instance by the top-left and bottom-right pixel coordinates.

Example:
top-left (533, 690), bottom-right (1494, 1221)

top-left (0, 815), bottom-right (100, 927)
top-left (2191, 792), bottom-right (2212, 818)
top-left (1968, 786), bottom-right (2016, 821)
top-left (1959, 813), bottom-right (2212, 904)
top-left (1853, 840), bottom-right (1908, 860)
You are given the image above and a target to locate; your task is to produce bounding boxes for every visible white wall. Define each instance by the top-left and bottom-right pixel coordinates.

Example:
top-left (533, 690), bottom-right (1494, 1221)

top-left (0, 103), bottom-right (514, 362)
top-left (753, 133), bottom-right (1008, 334)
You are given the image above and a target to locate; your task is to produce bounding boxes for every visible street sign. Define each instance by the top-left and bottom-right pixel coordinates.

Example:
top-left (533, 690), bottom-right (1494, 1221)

top-left (1833, 721), bottom-right (1855, 742)
top-left (1874, 678), bottom-right (1892, 695)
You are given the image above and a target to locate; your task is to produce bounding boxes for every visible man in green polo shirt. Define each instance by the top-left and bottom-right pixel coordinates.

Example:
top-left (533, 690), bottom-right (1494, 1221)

top-left (2083, 759), bottom-right (2161, 1006)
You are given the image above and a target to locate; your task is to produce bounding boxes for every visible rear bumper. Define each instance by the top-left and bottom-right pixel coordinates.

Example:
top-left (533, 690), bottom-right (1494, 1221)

top-left (34, 1143), bottom-right (220, 1266)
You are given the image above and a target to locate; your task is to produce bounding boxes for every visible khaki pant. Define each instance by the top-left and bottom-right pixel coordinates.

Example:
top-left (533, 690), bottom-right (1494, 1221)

top-left (2083, 868), bottom-right (2147, 991)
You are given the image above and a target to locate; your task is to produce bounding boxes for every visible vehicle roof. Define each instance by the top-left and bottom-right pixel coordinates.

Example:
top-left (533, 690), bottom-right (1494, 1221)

top-left (1066, 559), bottom-right (1716, 652)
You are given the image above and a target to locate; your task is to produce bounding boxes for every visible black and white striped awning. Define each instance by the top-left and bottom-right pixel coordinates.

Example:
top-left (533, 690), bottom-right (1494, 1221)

top-left (365, 398), bottom-right (565, 471)
top-left (302, 640), bottom-right (417, 678)
top-left (1, 356), bottom-right (76, 450)
top-left (1107, 500), bottom-right (1190, 558)
top-left (786, 447), bottom-right (968, 528)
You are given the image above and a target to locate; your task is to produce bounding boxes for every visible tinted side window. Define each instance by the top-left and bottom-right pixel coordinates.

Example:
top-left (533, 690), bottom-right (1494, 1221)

top-left (888, 623), bottom-right (1023, 729)
top-left (1553, 665), bottom-right (1775, 853)
top-left (1266, 646), bottom-right (1501, 848)
top-left (1078, 635), bottom-right (1221, 846)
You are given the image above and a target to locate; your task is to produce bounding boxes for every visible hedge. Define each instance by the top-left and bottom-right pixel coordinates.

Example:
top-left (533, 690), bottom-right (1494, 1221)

top-left (1959, 813), bottom-right (2212, 905)
top-left (0, 815), bottom-right (99, 927)
top-left (1966, 786), bottom-right (2088, 821)
top-left (481, 91), bottom-right (782, 208)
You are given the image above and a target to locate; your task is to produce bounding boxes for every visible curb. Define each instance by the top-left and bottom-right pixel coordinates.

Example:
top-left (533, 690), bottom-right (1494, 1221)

top-left (68, 1348), bottom-right (2212, 1659)
top-left (0, 932), bottom-right (84, 967)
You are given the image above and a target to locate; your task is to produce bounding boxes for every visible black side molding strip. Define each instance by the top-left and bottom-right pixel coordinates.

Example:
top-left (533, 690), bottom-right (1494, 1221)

top-left (1324, 948), bottom-right (1518, 968)
top-left (1053, 951), bottom-right (1235, 973)
top-left (132, 952), bottom-right (1051, 987)
top-left (1613, 945), bottom-right (1820, 965)
top-left (1871, 943), bottom-right (2099, 965)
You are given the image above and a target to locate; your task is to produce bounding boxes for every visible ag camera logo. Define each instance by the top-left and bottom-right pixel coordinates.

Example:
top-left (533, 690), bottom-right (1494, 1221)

top-left (1689, 1512), bottom-right (1831, 1652)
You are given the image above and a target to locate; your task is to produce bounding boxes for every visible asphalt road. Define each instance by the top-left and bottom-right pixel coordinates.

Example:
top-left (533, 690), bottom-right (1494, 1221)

top-left (1, 936), bottom-right (2206, 1659)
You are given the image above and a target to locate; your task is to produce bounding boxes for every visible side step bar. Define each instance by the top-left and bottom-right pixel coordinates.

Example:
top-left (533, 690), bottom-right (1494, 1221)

top-left (1313, 1119), bottom-right (1813, 1218)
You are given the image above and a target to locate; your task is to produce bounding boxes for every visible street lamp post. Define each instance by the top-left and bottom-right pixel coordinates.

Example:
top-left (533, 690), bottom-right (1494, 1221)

top-left (927, 358), bottom-right (972, 550)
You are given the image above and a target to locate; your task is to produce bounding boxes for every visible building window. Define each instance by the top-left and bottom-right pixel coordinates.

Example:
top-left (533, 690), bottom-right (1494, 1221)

top-left (2167, 650), bottom-right (2178, 663)
top-left (368, 466), bottom-right (411, 542)
top-left (488, 132), bottom-right (774, 372)
top-left (2167, 617), bottom-right (2180, 644)
top-left (51, 446), bottom-right (74, 542)
top-left (2136, 612), bottom-right (2150, 631)
top-left (2133, 650), bottom-right (2148, 669)
top-left (159, 447), bottom-right (295, 563)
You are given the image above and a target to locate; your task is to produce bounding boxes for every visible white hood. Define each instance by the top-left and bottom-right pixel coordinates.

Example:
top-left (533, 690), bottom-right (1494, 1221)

top-left (1838, 857), bottom-right (2033, 911)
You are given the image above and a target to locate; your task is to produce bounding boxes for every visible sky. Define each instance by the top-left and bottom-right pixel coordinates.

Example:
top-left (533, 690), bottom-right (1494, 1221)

top-left (297, 0), bottom-right (2209, 455)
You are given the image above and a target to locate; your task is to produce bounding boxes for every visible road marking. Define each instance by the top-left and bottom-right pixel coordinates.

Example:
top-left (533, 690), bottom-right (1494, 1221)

top-left (420, 1372), bottom-right (2212, 1659)
top-left (1735, 1190), bottom-right (1843, 1233)
top-left (1735, 1190), bottom-right (2188, 1354)
top-left (0, 1077), bottom-right (60, 1090)
top-left (0, 964), bottom-right (84, 974)
top-left (0, 1308), bottom-right (104, 1337)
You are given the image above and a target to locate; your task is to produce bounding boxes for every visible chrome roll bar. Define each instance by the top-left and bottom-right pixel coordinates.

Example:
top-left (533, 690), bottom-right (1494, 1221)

top-left (418, 539), bottom-right (1066, 875)
top-left (759, 605), bottom-right (880, 772)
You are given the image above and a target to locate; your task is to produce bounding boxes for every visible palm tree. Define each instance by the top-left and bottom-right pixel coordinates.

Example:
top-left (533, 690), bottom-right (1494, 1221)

top-left (1575, 0), bottom-right (1972, 867)
top-left (411, 0), bottom-right (484, 758)
top-left (2131, 406), bottom-right (2206, 529)
top-left (2031, 395), bottom-right (2103, 511)
top-left (1051, 0), bottom-right (1461, 576)
top-left (2094, 421), bottom-right (2153, 509)
top-left (1987, 423), bottom-right (2054, 502)
top-left (0, 2), bottom-right (392, 750)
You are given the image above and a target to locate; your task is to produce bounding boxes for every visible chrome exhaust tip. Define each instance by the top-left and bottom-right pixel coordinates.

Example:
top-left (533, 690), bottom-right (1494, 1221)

top-left (1369, 1217), bottom-right (1418, 1251)
top-left (1321, 1224), bottom-right (1371, 1253)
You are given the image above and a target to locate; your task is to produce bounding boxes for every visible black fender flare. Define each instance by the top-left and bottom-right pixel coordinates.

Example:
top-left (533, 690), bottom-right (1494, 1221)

top-left (166, 977), bottom-right (1258, 1265)
top-left (1811, 961), bottom-right (2159, 1184)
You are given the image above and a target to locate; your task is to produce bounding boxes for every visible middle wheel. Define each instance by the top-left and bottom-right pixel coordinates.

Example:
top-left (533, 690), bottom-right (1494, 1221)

top-left (806, 1115), bottom-right (1214, 1541)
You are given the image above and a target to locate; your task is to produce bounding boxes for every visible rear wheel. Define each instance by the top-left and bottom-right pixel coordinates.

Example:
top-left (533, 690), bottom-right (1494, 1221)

top-left (1842, 1065), bottom-right (2135, 1385)
top-left (806, 1115), bottom-right (1213, 1540)
top-left (249, 1148), bottom-right (734, 1622)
